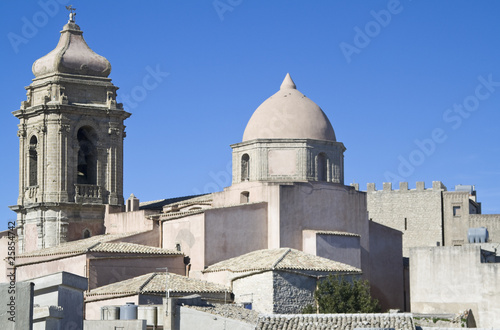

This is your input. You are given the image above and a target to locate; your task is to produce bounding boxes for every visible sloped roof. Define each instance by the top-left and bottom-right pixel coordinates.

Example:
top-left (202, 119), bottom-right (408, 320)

top-left (203, 248), bottom-right (361, 273)
top-left (139, 194), bottom-right (210, 211)
top-left (18, 233), bottom-right (180, 259)
top-left (86, 272), bottom-right (228, 301)
top-left (312, 231), bottom-right (360, 237)
top-left (255, 313), bottom-right (416, 330)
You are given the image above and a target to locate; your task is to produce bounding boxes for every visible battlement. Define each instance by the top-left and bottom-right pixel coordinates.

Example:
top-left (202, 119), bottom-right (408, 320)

top-left (366, 181), bottom-right (447, 192)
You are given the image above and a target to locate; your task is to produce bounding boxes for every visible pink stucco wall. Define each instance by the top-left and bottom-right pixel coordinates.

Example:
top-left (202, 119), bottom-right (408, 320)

top-left (17, 254), bottom-right (87, 281)
top-left (88, 254), bottom-right (185, 289)
top-left (204, 202), bottom-right (268, 267)
top-left (105, 209), bottom-right (157, 234)
top-left (85, 295), bottom-right (139, 320)
top-left (24, 223), bottom-right (38, 252)
top-left (162, 214), bottom-right (205, 276)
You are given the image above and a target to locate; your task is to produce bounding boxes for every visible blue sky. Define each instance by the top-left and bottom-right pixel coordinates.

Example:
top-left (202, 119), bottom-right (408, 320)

top-left (1, 1), bottom-right (500, 229)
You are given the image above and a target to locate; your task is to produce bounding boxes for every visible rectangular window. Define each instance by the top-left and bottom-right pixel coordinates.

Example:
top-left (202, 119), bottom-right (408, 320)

top-left (453, 206), bottom-right (461, 217)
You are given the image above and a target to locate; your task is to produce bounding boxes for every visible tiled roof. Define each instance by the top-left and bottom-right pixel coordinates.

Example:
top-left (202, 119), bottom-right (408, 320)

top-left (18, 233), bottom-right (180, 259)
top-left (313, 231), bottom-right (360, 237)
top-left (88, 242), bottom-right (181, 255)
top-left (187, 304), bottom-right (260, 324)
top-left (203, 248), bottom-right (361, 273)
top-left (255, 313), bottom-right (416, 330)
top-left (86, 272), bottom-right (228, 300)
top-left (140, 194), bottom-right (211, 211)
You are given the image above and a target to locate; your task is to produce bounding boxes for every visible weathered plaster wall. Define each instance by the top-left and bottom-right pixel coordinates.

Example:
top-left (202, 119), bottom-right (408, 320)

top-left (88, 255), bottom-right (185, 289)
top-left (105, 209), bottom-right (157, 234)
top-left (85, 295), bottom-right (139, 320)
top-left (204, 202), bottom-right (268, 267)
top-left (278, 183), bottom-right (369, 277)
top-left (179, 306), bottom-right (254, 330)
top-left (233, 271), bottom-right (274, 314)
top-left (410, 245), bottom-right (500, 328)
top-left (162, 213), bottom-right (205, 276)
top-left (469, 214), bottom-right (500, 242)
top-left (303, 230), bottom-right (361, 269)
top-left (17, 254), bottom-right (87, 281)
top-left (369, 221), bottom-right (404, 311)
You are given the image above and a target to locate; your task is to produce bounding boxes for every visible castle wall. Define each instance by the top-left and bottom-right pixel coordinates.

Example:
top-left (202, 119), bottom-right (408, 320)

top-left (443, 191), bottom-right (472, 246)
top-left (366, 181), bottom-right (445, 257)
top-left (410, 245), bottom-right (500, 328)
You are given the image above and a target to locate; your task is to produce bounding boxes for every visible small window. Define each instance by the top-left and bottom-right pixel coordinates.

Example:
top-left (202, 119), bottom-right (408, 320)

top-left (453, 206), bottom-right (461, 217)
top-left (83, 229), bottom-right (91, 238)
top-left (240, 191), bottom-right (250, 203)
top-left (241, 154), bottom-right (250, 181)
top-left (77, 126), bottom-right (97, 185)
top-left (317, 153), bottom-right (328, 182)
top-left (29, 136), bottom-right (38, 186)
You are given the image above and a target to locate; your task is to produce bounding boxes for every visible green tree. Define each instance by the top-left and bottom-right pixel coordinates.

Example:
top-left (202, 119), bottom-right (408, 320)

top-left (303, 275), bottom-right (381, 314)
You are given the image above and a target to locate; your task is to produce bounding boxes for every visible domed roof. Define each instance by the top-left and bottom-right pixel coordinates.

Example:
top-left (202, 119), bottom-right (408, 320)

top-left (242, 74), bottom-right (336, 142)
top-left (32, 18), bottom-right (111, 78)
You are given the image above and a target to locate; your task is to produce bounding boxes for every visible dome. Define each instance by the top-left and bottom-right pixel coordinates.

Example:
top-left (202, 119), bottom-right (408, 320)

top-left (242, 74), bottom-right (336, 142)
top-left (32, 19), bottom-right (111, 78)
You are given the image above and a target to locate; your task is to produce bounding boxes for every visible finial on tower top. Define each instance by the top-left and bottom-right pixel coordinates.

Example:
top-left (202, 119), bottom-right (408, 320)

top-left (66, 5), bottom-right (76, 22)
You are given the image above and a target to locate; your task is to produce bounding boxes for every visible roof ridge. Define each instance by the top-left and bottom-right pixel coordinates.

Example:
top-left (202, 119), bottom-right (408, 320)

top-left (139, 273), bottom-right (158, 293)
top-left (87, 242), bottom-right (102, 252)
top-left (272, 248), bottom-right (291, 270)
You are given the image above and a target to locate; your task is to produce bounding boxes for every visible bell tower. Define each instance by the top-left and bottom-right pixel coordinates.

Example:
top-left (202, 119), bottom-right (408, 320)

top-left (10, 11), bottom-right (131, 252)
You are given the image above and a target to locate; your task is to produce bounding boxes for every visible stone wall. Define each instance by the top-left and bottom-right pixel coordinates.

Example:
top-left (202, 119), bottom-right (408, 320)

top-left (366, 181), bottom-right (445, 257)
top-left (272, 271), bottom-right (317, 314)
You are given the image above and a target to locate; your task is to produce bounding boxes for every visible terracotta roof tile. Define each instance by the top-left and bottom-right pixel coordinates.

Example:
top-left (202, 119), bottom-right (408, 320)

top-left (18, 233), bottom-right (180, 258)
top-left (86, 272), bottom-right (228, 300)
top-left (203, 248), bottom-right (361, 273)
top-left (255, 313), bottom-right (416, 330)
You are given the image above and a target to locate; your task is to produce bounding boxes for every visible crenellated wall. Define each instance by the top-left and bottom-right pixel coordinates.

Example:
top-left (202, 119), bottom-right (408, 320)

top-left (366, 181), bottom-right (446, 257)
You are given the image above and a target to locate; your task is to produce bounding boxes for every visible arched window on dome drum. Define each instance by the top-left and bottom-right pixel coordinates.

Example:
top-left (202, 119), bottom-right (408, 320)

top-left (77, 127), bottom-right (97, 185)
top-left (241, 154), bottom-right (250, 181)
top-left (29, 136), bottom-right (38, 186)
top-left (317, 153), bottom-right (328, 182)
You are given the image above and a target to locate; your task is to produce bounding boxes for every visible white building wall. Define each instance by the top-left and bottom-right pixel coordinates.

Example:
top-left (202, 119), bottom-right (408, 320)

top-left (410, 245), bottom-right (500, 328)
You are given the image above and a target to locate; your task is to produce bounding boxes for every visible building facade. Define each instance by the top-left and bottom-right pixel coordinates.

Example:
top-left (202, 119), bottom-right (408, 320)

top-left (365, 181), bottom-right (499, 257)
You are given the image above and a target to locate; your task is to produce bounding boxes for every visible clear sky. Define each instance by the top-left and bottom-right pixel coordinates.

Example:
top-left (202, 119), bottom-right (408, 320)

top-left (1, 1), bottom-right (500, 229)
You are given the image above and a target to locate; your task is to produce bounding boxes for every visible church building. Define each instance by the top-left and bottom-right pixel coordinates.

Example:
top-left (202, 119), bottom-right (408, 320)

top-left (9, 12), bottom-right (406, 319)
